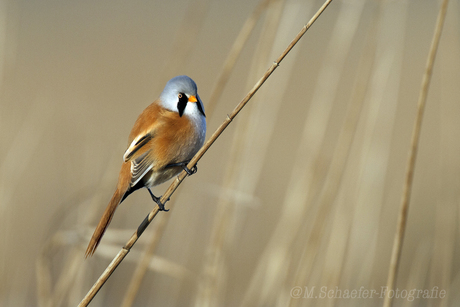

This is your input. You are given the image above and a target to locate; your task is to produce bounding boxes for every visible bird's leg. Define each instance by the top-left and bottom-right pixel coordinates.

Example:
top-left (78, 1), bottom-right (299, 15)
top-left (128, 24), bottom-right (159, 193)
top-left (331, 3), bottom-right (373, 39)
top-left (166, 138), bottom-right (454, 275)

top-left (147, 188), bottom-right (169, 212)
top-left (166, 160), bottom-right (197, 176)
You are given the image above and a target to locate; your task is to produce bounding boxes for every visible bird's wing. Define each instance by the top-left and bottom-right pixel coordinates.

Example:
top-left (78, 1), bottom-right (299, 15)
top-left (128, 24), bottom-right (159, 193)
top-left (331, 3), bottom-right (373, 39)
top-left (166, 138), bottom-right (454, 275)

top-left (122, 131), bottom-right (155, 187)
top-left (122, 102), bottom-right (164, 186)
top-left (123, 132), bottom-right (153, 162)
top-left (130, 150), bottom-right (154, 186)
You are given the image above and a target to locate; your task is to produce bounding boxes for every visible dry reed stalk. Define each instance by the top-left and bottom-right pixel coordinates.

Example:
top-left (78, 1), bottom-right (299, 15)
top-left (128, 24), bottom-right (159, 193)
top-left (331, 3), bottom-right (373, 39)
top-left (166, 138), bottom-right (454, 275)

top-left (245, 0), bottom-right (285, 90)
top-left (78, 1), bottom-right (334, 306)
top-left (195, 0), bottom-right (289, 305)
top-left (51, 140), bottom-right (124, 305)
top-left (35, 182), bottom-right (105, 306)
top-left (120, 2), bottom-right (272, 305)
top-left (95, 240), bottom-right (191, 279)
top-left (401, 242), bottom-right (430, 307)
top-left (335, 0), bottom-right (408, 295)
top-left (433, 12), bottom-right (460, 303)
top-left (230, 0), bottom-right (294, 200)
top-left (430, 198), bottom-right (456, 304)
top-left (428, 9), bottom-right (460, 302)
top-left (54, 252), bottom-right (84, 306)
top-left (118, 0), bottom-right (211, 305)
top-left (36, 230), bottom-right (90, 307)
top-left (118, 3), bottom-right (272, 306)
top-left (120, 215), bottom-right (170, 307)
top-left (316, 13), bottom-right (380, 292)
top-left (383, 0), bottom-right (449, 306)
top-left (0, 98), bottom-right (54, 306)
top-left (240, 1), bottom-right (363, 305)
top-left (321, 4), bottom-right (408, 304)
top-left (157, 0), bottom-right (211, 88)
top-left (205, 0), bottom-right (272, 118)
top-left (36, 255), bottom-right (53, 307)
top-left (286, 5), bottom-right (378, 306)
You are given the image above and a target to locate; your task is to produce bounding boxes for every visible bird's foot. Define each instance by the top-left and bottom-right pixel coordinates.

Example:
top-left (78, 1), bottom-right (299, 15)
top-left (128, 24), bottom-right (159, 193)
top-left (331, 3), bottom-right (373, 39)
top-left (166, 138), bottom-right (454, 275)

top-left (166, 160), bottom-right (197, 176)
top-left (147, 188), bottom-right (169, 211)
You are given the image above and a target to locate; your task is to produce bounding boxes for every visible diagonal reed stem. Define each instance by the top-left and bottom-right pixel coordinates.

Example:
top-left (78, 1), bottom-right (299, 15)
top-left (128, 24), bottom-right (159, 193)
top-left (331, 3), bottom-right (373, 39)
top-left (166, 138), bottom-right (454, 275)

top-left (120, 1), bottom-right (272, 306)
top-left (205, 0), bottom-right (272, 118)
top-left (78, 0), bottom-right (333, 305)
top-left (383, 1), bottom-right (449, 306)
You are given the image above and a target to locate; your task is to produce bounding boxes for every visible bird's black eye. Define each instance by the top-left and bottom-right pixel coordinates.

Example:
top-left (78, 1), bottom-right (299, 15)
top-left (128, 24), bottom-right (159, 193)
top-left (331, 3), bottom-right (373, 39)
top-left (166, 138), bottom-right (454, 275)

top-left (177, 92), bottom-right (188, 117)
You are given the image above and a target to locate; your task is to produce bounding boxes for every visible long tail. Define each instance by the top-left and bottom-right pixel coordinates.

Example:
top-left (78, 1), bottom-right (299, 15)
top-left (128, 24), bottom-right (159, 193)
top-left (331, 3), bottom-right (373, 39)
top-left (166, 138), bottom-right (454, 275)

top-left (85, 188), bottom-right (125, 257)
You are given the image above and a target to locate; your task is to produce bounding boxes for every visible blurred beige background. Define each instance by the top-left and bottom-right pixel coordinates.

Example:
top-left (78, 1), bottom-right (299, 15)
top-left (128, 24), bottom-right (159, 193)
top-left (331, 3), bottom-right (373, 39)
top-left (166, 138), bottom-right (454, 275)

top-left (1, 0), bottom-right (459, 306)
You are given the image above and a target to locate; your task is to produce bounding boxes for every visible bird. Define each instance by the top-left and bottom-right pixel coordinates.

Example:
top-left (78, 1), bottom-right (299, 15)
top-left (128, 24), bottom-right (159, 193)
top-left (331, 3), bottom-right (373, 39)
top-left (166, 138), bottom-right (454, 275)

top-left (85, 75), bottom-right (206, 257)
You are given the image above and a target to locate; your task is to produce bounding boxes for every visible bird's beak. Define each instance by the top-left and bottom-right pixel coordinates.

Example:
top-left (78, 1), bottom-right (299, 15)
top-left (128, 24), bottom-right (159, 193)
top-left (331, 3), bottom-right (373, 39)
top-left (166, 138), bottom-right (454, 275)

top-left (188, 95), bottom-right (197, 103)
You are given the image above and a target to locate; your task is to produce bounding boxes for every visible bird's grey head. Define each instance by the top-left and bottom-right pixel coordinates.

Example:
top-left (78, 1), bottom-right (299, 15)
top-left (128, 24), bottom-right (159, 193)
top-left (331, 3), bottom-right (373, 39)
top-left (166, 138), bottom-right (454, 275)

top-left (159, 75), bottom-right (205, 118)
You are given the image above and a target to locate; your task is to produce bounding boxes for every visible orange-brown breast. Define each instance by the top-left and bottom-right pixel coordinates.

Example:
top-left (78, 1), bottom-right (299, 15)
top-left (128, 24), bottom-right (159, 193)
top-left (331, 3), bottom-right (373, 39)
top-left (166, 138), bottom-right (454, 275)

top-left (127, 100), bottom-right (200, 171)
top-left (150, 106), bottom-right (200, 171)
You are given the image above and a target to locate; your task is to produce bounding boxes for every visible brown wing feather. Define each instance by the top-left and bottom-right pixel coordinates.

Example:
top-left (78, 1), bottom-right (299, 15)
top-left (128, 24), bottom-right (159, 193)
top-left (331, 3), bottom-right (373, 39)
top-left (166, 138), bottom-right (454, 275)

top-left (86, 102), bottom-right (161, 257)
top-left (127, 102), bottom-right (161, 148)
top-left (86, 100), bottom-right (202, 256)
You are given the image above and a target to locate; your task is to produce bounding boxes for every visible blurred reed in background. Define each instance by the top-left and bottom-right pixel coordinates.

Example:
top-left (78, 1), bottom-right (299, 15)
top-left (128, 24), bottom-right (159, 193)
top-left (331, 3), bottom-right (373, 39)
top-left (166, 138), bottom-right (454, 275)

top-left (0, 0), bottom-right (459, 306)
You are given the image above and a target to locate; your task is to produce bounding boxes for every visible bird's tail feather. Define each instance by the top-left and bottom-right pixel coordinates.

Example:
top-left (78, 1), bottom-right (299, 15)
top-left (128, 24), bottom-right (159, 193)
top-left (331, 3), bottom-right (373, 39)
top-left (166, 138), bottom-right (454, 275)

top-left (85, 188), bottom-right (125, 257)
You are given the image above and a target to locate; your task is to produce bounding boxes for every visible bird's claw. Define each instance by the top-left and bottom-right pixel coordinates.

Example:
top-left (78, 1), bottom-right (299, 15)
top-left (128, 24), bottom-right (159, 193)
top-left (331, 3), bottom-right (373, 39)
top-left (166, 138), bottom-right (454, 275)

top-left (182, 164), bottom-right (197, 176)
top-left (148, 188), bottom-right (169, 211)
